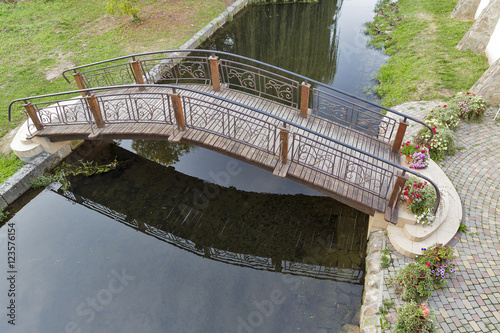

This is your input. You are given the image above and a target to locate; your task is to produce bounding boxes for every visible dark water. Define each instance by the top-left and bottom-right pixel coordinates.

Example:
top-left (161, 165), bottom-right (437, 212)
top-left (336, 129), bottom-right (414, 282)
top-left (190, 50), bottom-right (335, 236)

top-left (201, 0), bottom-right (388, 101)
top-left (0, 1), bottom-right (388, 331)
top-left (0, 142), bottom-right (368, 332)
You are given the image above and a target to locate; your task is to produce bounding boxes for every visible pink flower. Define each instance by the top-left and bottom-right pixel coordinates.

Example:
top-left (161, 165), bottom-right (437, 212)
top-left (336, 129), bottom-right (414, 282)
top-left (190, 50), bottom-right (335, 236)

top-left (426, 263), bottom-right (431, 267)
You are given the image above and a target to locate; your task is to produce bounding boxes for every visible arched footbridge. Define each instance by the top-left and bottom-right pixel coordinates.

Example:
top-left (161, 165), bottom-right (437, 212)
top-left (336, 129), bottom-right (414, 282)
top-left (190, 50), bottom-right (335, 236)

top-left (9, 50), bottom-right (440, 219)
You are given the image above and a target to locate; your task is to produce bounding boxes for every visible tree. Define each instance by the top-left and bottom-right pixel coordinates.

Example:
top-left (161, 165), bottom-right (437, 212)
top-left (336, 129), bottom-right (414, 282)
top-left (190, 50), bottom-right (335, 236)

top-left (106, 0), bottom-right (140, 21)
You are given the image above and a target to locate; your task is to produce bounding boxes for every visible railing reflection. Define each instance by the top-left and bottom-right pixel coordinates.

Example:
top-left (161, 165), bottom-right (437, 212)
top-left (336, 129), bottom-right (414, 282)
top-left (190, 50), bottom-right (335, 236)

top-left (56, 189), bottom-right (364, 284)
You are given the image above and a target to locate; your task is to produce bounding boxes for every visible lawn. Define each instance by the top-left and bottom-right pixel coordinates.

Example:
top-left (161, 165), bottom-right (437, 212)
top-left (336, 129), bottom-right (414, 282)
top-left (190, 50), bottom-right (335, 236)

top-left (366, 0), bottom-right (489, 107)
top-left (0, 0), bottom-right (233, 180)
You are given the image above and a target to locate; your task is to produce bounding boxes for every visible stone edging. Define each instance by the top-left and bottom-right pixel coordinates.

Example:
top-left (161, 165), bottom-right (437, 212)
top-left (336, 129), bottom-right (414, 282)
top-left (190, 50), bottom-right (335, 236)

top-left (0, 144), bottom-right (73, 209)
top-left (360, 231), bottom-right (384, 333)
top-left (180, 0), bottom-right (250, 50)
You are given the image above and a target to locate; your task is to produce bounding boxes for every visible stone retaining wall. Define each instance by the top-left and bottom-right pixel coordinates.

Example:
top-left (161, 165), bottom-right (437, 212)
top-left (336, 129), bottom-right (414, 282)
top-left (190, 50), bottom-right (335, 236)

top-left (451, 0), bottom-right (481, 20)
top-left (454, 0), bottom-right (500, 105)
top-left (179, 0), bottom-right (249, 50)
top-left (359, 231), bottom-right (384, 333)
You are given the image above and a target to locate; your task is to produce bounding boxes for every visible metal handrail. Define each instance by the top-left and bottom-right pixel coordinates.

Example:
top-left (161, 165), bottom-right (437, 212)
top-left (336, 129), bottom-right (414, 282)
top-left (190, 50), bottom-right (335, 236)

top-left (60, 49), bottom-right (435, 140)
top-left (8, 83), bottom-right (441, 214)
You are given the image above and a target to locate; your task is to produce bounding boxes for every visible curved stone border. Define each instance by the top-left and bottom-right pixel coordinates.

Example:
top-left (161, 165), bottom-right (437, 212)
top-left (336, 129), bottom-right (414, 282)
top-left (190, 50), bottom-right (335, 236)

top-left (360, 231), bottom-right (384, 333)
top-left (180, 0), bottom-right (250, 50)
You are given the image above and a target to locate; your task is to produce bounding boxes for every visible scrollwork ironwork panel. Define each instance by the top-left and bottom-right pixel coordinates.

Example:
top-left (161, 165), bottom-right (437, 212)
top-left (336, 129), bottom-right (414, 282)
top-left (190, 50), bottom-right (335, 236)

top-left (34, 99), bottom-right (92, 126)
top-left (312, 89), bottom-right (397, 142)
top-left (141, 56), bottom-right (210, 85)
top-left (184, 96), bottom-right (279, 155)
top-left (81, 64), bottom-right (135, 88)
top-left (98, 93), bottom-right (173, 124)
top-left (290, 133), bottom-right (395, 199)
top-left (220, 59), bottom-right (299, 108)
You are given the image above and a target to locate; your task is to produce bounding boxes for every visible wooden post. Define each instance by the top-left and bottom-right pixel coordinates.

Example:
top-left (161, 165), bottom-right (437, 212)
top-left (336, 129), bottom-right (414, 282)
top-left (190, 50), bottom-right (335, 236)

top-left (279, 126), bottom-right (289, 164)
top-left (23, 102), bottom-right (43, 131)
top-left (387, 171), bottom-right (409, 210)
top-left (300, 81), bottom-right (311, 118)
top-left (73, 72), bottom-right (88, 97)
top-left (85, 95), bottom-right (105, 128)
top-left (208, 55), bottom-right (221, 92)
top-left (130, 60), bottom-right (145, 91)
top-left (392, 118), bottom-right (409, 152)
top-left (170, 93), bottom-right (186, 131)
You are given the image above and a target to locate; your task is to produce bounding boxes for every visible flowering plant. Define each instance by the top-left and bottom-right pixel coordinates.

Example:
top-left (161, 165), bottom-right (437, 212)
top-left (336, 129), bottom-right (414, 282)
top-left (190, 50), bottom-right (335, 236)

top-left (394, 262), bottom-right (434, 302)
top-left (417, 244), bottom-right (456, 289)
top-left (395, 301), bottom-right (436, 333)
top-left (400, 141), bottom-right (418, 157)
top-left (452, 92), bottom-right (488, 121)
top-left (401, 176), bottom-right (437, 225)
top-left (409, 146), bottom-right (430, 170)
top-left (425, 104), bottom-right (460, 130)
top-left (416, 120), bottom-right (456, 161)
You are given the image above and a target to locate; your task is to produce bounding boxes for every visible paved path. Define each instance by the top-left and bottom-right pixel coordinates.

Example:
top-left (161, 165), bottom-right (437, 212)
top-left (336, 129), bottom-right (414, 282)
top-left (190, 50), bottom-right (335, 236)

top-left (382, 102), bottom-right (500, 332)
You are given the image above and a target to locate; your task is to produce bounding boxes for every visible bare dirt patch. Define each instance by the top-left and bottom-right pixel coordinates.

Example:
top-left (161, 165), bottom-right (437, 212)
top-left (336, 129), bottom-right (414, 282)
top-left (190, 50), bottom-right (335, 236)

top-left (87, 0), bottom-right (236, 54)
top-left (44, 52), bottom-right (75, 81)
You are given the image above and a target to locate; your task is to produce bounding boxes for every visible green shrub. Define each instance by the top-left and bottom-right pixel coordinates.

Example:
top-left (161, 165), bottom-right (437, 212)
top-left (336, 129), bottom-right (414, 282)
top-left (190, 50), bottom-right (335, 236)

top-left (401, 176), bottom-right (437, 224)
top-left (416, 243), bottom-right (456, 289)
top-left (29, 172), bottom-right (55, 189)
top-left (0, 208), bottom-right (8, 223)
top-left (416, 121), bottom-right (456, 161)
top-left (452, 92), bottom-right (488, 121)
top-left (394, 262), bottom-right (434, 302)
top-left (425, 104), bottom-right (460, 131)
top-left (106, 0), bottom-right (140, 21)
top-left (395, 301), bottom-right (436, 333)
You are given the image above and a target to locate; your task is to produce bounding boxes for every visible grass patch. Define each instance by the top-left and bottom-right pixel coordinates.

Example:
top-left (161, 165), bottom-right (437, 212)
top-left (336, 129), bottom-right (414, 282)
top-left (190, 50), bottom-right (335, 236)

top-left (0, 0), bottom-right (231, 181)
top-left (0, 153), bottom-right (25, 183)
top-left (366, 0), bottom-right (489, 107)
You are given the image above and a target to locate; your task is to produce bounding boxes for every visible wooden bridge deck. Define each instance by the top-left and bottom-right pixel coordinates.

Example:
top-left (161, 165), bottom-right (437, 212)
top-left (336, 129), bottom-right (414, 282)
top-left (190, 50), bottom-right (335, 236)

top-left (29, 85), bottom-right (400, 214)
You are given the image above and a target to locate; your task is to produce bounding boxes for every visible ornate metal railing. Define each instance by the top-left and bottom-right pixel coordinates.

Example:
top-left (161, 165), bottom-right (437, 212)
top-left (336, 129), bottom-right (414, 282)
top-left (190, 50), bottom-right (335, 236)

top-left (182, 95), bottom-right (279, 155)
top-left (290, 133), bottom-right (394, 201)
top-left (9, 84), bottom-right (441, 216)
top-left (60, 49), bottom-right (434, 147)
top-left (56, 190), bottom-right (363, 283)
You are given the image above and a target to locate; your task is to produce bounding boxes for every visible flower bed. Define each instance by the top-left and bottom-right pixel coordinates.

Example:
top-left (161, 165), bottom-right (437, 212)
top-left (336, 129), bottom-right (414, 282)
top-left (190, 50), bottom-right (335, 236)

top-left (401, 176), bottom-right (437, 225)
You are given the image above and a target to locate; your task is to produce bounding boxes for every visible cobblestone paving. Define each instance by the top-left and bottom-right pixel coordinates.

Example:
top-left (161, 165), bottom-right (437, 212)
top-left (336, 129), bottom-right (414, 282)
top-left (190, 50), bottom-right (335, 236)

top-left (382, 102), bottom-right (500, 332)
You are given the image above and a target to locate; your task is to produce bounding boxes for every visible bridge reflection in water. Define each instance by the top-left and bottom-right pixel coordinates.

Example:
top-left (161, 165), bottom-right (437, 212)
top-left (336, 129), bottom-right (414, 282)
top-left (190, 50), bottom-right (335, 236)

top-left (58, 142), bottom-right (368, 284)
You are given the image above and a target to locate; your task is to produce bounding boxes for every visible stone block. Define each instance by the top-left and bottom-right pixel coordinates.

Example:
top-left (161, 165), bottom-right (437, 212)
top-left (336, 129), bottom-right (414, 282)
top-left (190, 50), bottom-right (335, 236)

top-left (471, 57), bottom-right (500, 105)
top-left (457, 0), bottom-right (500, 53)
top-left (451, 0), bottom-right (482, 21)
top-left (0, 163), bottom-right (37, 204)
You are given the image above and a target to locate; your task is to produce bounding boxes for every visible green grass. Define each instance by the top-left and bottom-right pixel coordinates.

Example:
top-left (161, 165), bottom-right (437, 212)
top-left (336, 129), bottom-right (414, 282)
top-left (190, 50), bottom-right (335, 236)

top-left (0, 0), bottom-right (229, 182)
top-left (367, 0), bottom-right (489, 107)
top-left (0, 153), bottom-right (25, 183)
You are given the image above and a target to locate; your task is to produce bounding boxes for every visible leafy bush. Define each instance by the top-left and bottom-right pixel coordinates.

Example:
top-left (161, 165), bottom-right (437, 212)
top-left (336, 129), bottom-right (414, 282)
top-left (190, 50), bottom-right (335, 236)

top-left (416, 121), bottom-right (456, 161)
top-left (0, 208), bottom-right (8, 223)
top-left (424, 104), bottom-right (460, 130)
top-left (452, 92), bottom-right (488, 121)
top-left (400, 141), bottom-right (418, 157)
top-left (395, 301), bottom-right (436, 333)
top-left (106, 0), bottom-right (140, 21)
top-left (29, 172), bottom-right (55, 189)
top-left (417, 244), bottom-right (456, 289)
top-left (30, 159), bottom-right (120, 192)
top-left (401, 176), bottom-right (437, 225)
top-left (394, 262), bottom-right (434, 302)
